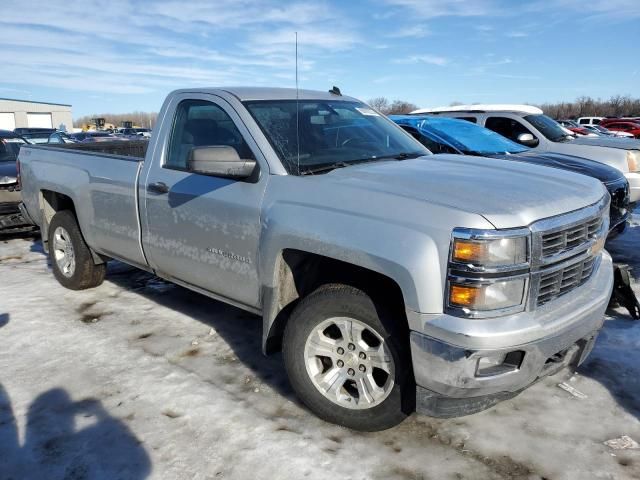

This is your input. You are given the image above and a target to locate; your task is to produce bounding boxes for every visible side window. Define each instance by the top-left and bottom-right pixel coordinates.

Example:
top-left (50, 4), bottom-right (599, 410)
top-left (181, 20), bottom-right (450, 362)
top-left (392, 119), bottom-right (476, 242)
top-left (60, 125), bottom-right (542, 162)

top-left (485, 116), bottom-right (533, 142)
top-left (400, 126), bottom-right (455, 154)
top-left (456, 116), bottom-right (477, 123)
top-left (578, 119), bottom-right (587, 125)
top-left (166, 99), bottom-right (255, 170)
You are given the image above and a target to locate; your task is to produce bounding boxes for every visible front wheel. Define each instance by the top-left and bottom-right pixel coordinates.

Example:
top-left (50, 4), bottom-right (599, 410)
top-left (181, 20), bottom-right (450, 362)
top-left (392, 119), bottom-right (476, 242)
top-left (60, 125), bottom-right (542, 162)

top-left (48, 210), bottom-right (106, 290)
top-left (283, 284), bottom-right (412, 431)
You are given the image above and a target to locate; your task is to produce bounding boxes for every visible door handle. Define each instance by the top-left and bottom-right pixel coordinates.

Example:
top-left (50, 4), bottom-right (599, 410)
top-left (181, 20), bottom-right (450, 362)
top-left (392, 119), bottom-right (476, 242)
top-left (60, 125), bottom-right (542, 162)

top-left (147, 181), bottom-right (169, 194)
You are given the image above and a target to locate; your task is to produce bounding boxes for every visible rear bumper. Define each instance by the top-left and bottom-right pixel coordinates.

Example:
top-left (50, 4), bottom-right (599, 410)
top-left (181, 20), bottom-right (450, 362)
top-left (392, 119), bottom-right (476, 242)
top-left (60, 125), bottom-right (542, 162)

top-left (0, 189), bottom-right (21, 215)
top-left (0, 191), bottom-right (34, 231)
top-left (408, 251), bottom-right (612, 411)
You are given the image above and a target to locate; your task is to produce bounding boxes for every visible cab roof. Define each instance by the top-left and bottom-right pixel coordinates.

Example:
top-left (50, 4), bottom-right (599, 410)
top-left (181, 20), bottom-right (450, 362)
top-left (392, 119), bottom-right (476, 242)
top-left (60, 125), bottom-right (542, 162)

top-left (411, 104), bottom-right (544, 115)
top-left (169, 87), bottom-right (359, 103)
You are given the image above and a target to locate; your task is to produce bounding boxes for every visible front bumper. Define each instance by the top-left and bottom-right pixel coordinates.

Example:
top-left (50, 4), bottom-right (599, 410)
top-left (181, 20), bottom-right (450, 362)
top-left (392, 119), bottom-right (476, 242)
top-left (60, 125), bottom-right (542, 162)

top-left (624, 172), bottom-right (640, 204)
top-left (408, 251), bottom-right (613, 412)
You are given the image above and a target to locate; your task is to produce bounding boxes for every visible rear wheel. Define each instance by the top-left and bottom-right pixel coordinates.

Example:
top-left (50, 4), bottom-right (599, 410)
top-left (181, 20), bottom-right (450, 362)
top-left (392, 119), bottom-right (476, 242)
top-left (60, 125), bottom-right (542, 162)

top-left (283, 284), bottom-right (412, 431)
top-left (48, 210), bottom-right (106, 290)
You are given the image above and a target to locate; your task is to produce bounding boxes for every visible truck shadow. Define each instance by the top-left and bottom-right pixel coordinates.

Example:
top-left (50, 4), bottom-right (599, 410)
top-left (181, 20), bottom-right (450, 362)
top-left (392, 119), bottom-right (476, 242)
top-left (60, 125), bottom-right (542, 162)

top-left (106, 264), bottom-right (297, 403)
top-left (584, 207), bottom-right (640, 419)
top-left (577, 316), bottom-right (640, 420)
top-left (0, 313), bottom-right (151, 479)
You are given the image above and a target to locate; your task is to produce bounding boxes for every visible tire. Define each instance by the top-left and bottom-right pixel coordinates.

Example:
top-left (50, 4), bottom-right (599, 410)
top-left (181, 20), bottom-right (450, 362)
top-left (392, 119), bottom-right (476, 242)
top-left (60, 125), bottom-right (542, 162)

top-left (283, 284), bottom-right (413, 431)
top-left (48, 210), bottom-right (106, 290)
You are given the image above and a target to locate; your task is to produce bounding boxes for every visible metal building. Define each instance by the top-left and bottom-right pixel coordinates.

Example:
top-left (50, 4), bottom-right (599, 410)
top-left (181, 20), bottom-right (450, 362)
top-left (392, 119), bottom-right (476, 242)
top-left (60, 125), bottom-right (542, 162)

top-left (0, 98), bottom-right (73, 132)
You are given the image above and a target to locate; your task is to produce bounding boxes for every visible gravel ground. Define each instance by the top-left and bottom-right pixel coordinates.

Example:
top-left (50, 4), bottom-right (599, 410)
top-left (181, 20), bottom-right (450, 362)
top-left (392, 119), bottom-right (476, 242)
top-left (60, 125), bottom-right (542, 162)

top-left (0, 222), bottom-right (639, 480)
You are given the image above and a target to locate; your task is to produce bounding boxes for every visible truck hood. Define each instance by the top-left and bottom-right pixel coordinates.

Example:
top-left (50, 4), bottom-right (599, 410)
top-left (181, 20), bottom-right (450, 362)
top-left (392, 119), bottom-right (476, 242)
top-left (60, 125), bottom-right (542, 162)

top-left (327, 155), bottom-right (605, 229)
top-left (570, 136), bottom-right (640, 150)
top-left (493, 151), bottom-right (623, 183)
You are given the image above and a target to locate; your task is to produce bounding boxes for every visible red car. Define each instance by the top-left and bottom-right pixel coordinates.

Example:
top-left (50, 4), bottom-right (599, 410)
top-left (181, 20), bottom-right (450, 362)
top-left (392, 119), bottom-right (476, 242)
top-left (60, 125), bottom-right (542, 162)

top-left (599, 120), bottom-right (640, 138)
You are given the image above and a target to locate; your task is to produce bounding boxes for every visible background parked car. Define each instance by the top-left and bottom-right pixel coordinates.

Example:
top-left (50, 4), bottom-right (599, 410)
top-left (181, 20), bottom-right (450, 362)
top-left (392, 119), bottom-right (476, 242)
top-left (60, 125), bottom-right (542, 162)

top-left (599, 120), bottom-right (640, 138)
top-left (0, 130), bottom-right (32, 232)
top-left (577, 117), bottom-right (604, 126)
top-left (13, 127), bottom-right (56, 136)
top-left (582, 124), bottom-right (629, 137)
top-left (410, 104), bottom-right (640, 202)
top-left (116, 127), bottom-right (151, 139)
top-left (392, 115), bottom-right (630, 235)
top-left (557, 120), bottom-right (598, 136)
top-left (48, 131), bottom-right (78, 144)
top-left (20, 131), bottom-right (54, 144)
top-left (69, 131), bottom-right (119, 142)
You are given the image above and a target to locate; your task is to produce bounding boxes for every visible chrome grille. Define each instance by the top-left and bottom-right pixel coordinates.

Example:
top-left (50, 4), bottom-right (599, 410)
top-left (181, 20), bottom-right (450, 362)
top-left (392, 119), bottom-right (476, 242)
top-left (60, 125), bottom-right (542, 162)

top-left (540, 216), bottom-right (602, 258)
top-left (536, 255), bottom-right (596, 306)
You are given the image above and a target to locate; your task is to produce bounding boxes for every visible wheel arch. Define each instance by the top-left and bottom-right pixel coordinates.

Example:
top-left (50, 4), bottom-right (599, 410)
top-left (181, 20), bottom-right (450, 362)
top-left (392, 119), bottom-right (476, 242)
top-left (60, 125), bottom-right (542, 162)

top-left (261, 248), bottom-right (410, 355)
top-left (39, 190), bottom-right (104, 264)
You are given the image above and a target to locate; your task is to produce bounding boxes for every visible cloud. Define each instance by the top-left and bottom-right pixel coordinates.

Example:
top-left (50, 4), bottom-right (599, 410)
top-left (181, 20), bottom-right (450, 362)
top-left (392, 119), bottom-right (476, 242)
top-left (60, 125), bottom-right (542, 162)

top-left (394, 54), bottom-right (449, 66)
top-left (245, 26), bottom-right (361, 56)
top-left (0, 0), bottom-right (358, 97)
top-left (382, 0), bottom-right (498, 18)
top-left (525, 0), bottom-right (640, 21)
top-left (506, 31), bottom-right (529, 38)
top-left (387, 25), bottom-right (431, 38)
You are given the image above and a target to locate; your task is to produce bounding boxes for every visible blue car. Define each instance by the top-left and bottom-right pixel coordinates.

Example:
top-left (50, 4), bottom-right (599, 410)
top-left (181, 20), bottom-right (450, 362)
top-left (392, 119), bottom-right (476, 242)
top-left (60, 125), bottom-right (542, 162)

top-left (390, 115), bottom-right (630, 236)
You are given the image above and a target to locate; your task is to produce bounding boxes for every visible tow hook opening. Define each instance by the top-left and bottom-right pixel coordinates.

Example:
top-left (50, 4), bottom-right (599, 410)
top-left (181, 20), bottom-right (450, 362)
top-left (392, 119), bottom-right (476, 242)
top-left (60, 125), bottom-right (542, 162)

top-left (476, 350), bottom-right (525, 377)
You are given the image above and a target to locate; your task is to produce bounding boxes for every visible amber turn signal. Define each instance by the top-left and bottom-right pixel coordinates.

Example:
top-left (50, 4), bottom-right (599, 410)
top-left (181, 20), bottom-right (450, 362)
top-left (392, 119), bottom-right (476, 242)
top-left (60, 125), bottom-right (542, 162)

top-left (452, 239), bottom-right (486, 263)
top-left (449, 284), bottom-right (481, 307)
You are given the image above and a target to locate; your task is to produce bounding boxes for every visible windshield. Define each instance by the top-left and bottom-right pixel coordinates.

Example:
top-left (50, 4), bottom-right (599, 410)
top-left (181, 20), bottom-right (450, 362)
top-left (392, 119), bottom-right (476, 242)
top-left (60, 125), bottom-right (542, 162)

top-left (524, 114), bottom-right (570, 142)
top-left (417, 118), bottom-right (529, 155)
top-left (244, 100), bottom-right (429, 174)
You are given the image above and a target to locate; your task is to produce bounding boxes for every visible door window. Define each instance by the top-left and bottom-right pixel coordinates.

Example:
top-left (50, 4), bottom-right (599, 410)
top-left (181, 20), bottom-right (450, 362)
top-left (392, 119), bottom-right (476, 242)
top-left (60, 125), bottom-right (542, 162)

top-left (485, 116), bottom-right (534, 142)
top-left (400, 126), bottom-right (454, 153)
top-left (166, 99), bottom-right (255, 170)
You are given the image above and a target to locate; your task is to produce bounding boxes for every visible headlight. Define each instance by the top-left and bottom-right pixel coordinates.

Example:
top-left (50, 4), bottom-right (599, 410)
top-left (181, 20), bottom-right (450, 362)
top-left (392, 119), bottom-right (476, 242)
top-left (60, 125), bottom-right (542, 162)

top-left (452, 237), bottom-right (528, 267)
top-left (626, 151), bottom-right (639, 173)
top-left (448, 277), bottom-right (526, 311)
top-left (0, 175), bottom-right (17, 185)
top-left (446, 228), bottom-right (530, 318)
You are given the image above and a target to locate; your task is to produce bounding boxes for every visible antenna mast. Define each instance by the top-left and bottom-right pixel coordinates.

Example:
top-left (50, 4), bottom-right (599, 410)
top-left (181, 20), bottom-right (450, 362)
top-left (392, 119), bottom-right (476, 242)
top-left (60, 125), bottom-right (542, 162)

top-left (295, 31), bottom-right (300, 175)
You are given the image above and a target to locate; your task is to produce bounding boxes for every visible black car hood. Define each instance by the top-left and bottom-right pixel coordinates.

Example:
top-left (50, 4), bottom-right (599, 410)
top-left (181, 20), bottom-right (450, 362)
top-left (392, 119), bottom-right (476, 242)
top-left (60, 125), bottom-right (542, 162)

top-left (0, 160), bottom-right (17, 179)
top-left (490, 151), bottom-right (623, 184)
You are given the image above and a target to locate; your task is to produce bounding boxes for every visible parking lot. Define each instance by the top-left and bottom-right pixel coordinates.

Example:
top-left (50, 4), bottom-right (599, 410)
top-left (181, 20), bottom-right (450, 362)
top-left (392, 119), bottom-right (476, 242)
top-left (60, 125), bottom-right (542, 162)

top-left (0, 213), bottom-right (638, 480)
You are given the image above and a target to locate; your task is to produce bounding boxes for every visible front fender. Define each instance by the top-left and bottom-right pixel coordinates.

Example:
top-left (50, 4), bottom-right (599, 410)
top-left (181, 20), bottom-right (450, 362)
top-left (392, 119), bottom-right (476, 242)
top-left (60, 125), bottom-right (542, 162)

top-left (259, 201), bottom-right (446, 315)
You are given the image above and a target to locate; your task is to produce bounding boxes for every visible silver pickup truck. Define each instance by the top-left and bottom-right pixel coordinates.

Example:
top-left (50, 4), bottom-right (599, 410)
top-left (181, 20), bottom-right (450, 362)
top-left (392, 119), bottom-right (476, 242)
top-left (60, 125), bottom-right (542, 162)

top-left (18, 88), bottom-right (613, 431)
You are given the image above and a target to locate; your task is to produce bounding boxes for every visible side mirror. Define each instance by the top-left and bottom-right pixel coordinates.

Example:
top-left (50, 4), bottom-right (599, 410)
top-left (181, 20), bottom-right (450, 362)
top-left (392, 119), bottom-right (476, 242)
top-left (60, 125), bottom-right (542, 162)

top-left (188, 146), bottom-right (256, 179)
top-left (516, 133), bottom-right (539, 147)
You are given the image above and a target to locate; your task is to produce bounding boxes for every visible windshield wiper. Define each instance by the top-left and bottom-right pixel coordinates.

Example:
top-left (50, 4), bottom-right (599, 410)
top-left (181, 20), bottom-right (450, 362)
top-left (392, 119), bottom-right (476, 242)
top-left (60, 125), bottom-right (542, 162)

top-left (298, 152), bottom-right (425, 175)
top-left (383, 151), bottom-right (424, 160)
top-left (299, 162), bottom-right (350, 175)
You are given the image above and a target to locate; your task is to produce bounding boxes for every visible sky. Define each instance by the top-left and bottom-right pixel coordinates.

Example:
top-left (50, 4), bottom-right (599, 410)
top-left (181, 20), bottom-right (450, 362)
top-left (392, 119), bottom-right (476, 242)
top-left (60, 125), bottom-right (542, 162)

top-left (1, 0), bottom-right (639, 118)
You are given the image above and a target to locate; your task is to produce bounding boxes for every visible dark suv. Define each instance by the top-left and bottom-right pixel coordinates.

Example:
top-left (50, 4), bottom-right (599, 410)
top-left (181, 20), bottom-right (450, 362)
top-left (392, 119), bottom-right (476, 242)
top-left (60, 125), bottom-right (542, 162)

top-left (392, 115), bottom-right (630, 237)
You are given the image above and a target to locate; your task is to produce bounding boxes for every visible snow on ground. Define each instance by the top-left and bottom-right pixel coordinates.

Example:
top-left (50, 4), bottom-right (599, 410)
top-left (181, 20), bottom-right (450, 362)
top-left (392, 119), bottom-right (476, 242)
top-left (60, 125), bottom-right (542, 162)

top-left (0, 220), bottom-right (639, 480)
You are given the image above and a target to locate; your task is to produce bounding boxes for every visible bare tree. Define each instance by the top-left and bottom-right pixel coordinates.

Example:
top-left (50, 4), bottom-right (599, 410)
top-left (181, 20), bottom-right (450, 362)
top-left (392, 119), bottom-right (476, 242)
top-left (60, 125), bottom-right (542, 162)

top-left (387, 100), bottom-right (418, 114)
top-left (367, 97), bottom-right (417, 114)
top-left (368, 97), bottom-right (391, 113)
top-left (538, 95), bottom-right (640, 119)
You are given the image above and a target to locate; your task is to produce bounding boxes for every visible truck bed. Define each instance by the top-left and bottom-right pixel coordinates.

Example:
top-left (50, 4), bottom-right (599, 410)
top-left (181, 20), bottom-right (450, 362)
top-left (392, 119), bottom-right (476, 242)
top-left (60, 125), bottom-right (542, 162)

top-left (48, 139), bottom-right (148, 159)
top-left (19, 142), bottom-right (148, 268)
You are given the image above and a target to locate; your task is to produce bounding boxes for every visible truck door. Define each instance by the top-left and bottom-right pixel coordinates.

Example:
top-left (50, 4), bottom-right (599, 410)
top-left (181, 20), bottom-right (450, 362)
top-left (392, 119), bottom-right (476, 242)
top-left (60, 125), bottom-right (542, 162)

top-left (140, 94), bottom-right (268, 309)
